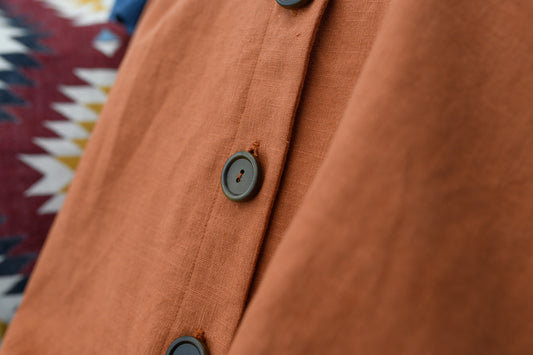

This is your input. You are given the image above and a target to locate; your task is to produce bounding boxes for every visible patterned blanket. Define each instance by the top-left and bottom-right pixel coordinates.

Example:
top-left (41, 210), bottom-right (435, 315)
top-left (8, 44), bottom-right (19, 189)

top-left (0, 0), bottom-right (129, 342)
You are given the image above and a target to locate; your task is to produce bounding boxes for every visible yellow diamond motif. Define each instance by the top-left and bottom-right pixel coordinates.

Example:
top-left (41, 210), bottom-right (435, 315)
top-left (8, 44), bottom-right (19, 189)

top-left (56, 156), bottom-right (80, 171)
top-left (78, 121), bottom-right (96, 133)
top-left (72, 138), bottom-right (88, 149)
top-left (85, 103), bottom-right (104, 115)
top-left (76, 0), bottom-right (106, 11)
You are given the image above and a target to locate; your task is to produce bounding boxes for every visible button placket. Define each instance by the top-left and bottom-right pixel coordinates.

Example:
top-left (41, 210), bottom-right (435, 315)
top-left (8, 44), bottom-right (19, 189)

top-left (165, 0), bottom-right (331, 353)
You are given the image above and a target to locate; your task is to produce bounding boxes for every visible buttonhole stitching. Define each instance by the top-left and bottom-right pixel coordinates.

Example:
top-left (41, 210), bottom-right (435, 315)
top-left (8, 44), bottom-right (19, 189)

top-left (193, 328), bottom-right (207, 345)
top-left (247, 141), bottom-right (260, 157)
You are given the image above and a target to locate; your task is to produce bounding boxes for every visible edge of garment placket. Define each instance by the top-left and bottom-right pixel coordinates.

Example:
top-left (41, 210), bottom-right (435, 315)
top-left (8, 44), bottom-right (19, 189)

top-left (165, 0), bottom-right (330, 353)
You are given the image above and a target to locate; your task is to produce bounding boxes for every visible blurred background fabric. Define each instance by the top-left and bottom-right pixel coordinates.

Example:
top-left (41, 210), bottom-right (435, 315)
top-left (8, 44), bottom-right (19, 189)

top-left (0, 0), bottom-right (131, 344)
top-left (110, 0), bottom-right (148, 34)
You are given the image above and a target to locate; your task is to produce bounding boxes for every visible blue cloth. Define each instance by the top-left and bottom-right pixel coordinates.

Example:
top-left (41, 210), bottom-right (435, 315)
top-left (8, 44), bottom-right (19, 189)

top-left (110, 0), bottom-right (148, 34)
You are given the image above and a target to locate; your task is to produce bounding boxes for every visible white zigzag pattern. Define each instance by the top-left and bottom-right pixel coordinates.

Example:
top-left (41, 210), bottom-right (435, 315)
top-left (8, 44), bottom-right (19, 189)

top-left (0, 9), bottom-right (29, 92)
top-left (0, 274), bottom-right (24, 324)
top-left (35, 0), bottom-right (116, 26)
top-left (0, 10), bottom-right (28, 57)
top-left (19, 68), bottom-right (117, 214)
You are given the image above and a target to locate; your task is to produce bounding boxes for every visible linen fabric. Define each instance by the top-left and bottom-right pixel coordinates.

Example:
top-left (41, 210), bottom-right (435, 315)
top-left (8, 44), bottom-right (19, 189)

top-left (3, 0), bottom-right (533, 354)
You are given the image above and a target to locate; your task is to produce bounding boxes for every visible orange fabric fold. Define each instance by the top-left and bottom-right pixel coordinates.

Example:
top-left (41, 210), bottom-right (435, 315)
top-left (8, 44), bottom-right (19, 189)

top-left (231, 0), bottom-right (533, 353)
top-left (3, 0), bottom-right (533, 354)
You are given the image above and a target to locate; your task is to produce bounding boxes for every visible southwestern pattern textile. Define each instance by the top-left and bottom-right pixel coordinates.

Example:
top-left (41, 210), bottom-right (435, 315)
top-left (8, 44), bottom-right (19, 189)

top-left (0, 0), bottom-right (129, 343)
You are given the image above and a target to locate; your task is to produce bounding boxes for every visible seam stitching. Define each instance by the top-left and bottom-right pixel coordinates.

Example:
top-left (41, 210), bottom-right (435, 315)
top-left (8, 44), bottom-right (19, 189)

top-left (163, 2), bottom-right (276, 348)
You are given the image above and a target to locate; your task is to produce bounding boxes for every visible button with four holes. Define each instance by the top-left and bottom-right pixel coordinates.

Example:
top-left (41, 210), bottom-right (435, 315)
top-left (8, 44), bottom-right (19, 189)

top-left (166, 336), bottom-right (207, 355)
top-left (221, 151), bottom-right (261, 202)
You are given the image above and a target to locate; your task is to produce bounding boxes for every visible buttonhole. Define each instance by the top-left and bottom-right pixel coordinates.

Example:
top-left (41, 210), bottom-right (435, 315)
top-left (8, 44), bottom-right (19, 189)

top-left (193, 328), bottom-right (207, 344)
top-left (248, 141), bottom-right (260, 157)
top-left (236, 169), bottom-right (244, 183)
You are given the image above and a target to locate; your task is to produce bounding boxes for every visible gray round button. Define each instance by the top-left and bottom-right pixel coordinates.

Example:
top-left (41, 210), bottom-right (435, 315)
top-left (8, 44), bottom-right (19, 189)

top-left (221, 151), bottom-right (261, 201)
top-left (276, 0), bottom-right (313, 9)
top-left (166, 336), bottom-right (207, 355)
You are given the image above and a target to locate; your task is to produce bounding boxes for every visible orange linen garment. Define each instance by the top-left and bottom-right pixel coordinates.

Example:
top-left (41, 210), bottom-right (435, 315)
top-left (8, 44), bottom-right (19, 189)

top-left (3, 0), bottom-right (533, 354)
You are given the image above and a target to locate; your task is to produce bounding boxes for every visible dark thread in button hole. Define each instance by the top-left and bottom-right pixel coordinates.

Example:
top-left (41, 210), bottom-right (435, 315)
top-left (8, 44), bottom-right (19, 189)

top-left (236, 169), bottom-right (245, 183)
